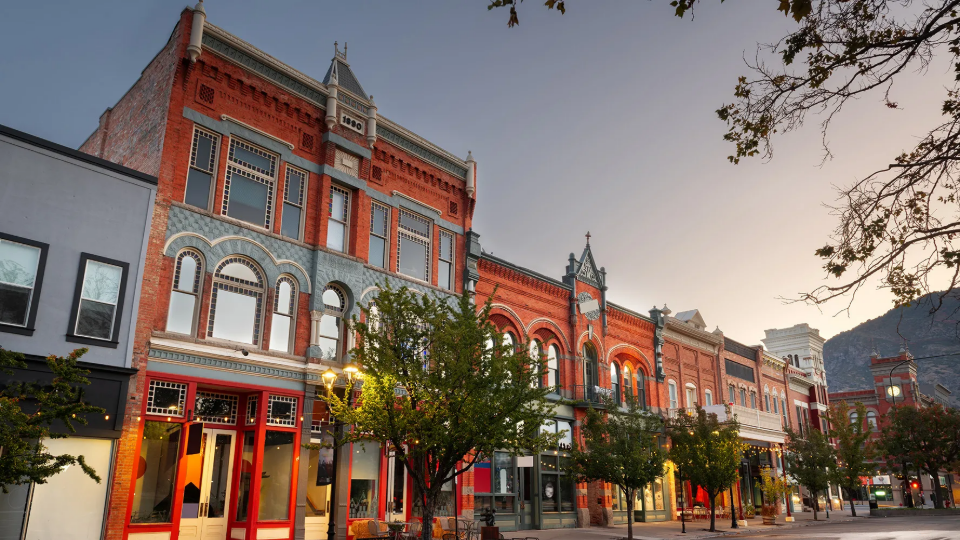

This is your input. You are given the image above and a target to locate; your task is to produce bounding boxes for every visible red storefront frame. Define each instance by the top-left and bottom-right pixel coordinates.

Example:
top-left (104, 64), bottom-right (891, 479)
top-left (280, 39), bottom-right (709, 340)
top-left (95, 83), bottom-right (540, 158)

top-left (122, 372), bottom-right (304, 540)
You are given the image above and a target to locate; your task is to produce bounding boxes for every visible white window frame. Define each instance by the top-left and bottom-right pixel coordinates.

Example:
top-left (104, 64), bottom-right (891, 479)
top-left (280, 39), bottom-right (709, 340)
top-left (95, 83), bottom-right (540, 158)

top-left (207, 256), bottom-right (265, 346)
top-left (704, 389), bottom-right (713, 406)
top-left (281, 165), bottom-right (307, 241)
top-left (369, 201), bottom-right (390, 269)
top-left (166, 249), bottom-right (204, 335)
top-left (316, 284), bottom-right (346, 362)
top-left (438, 229), bottom-right (455, 291)
top-left (397, 208), bottom-right (431, 282)
top-left (222, 137), bottom-right (278, 229)
top-left (185, 127), bottom-right (220, 211)
top-left (269, 276), bottom-right (298, 353)
top-left (327, 185), bottom-right (351, 252)
top-left (668, 381), bottom-right (678, 409)
top-left (685, 383), bottom-right (697, 407)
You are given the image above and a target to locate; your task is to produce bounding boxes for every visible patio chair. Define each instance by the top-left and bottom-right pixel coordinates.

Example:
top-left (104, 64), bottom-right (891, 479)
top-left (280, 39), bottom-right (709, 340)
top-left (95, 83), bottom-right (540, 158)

top-left (401, 521), bottom-right (421, 540)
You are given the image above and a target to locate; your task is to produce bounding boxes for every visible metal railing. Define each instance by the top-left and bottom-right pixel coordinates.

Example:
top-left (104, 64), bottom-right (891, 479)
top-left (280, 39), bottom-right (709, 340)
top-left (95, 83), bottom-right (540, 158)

top-left (729, 404), bottom-right (784, 432)
top-left (571, 384), bottom-right (612, 404)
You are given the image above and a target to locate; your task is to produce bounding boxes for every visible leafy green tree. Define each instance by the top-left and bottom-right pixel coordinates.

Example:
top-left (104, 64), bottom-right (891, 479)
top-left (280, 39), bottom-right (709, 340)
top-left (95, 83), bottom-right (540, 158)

top-left (784, 427), bottom-right (835, 521)
top-left (491, 0), bottom-right (960, 314)
top-left (825, 401), bottom-right (874, 516)
top-left (0, 346), bottom-right (104, 492)
top-left (668, 406), bottom-right (744, 532)
top-left (569, 394), bottom-right (666, 540)
top-left (874, 404), bottom-right (960, 509)
top-left (325, 283), bottom-right (558, 540)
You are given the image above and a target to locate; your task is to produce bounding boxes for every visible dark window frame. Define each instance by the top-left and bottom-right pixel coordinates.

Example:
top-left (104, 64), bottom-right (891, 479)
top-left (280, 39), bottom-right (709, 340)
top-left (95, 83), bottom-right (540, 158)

top-left (66, 252), bottom-right (129, 348)
top-left (0, 232), bottom-right (49, 336)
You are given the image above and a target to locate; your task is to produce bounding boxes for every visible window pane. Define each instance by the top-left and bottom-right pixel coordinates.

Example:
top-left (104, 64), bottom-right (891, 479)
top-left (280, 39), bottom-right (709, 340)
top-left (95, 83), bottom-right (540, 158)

top-left (166, 291), bottom-right (196, 334)
top-left (318, 337), bottom-right (340, 362)
top-left (269, 314), bottom-right (291, 352)
top-left (236, 431), bottom-right (256, 522)
top-left (0, 283), bottom-right (30, 326)
top-left (81, 260), bottom-right (122, 304)
top-left (440, 232), bottom-right (453, 260)
top-left (233, 145), bottom-right (274, 172)
top-left (177, 256), bottom-right (197, 292)
top-left (372, 204), bottom-right (388, 236)
top-left (277, 281), bottom-right (292, 315)
top-left (281, 203), bottom-right (301, 239)
top-left (305, 440), bottom-right (334, 517)
top-left (259, 431), bottom-right (295, 521)
top-left (326, 221), bottom-right (345, 252)
top-left (368, 236), bottom-right (386, 268)
top-left (330, 189), bottom-right (348, 221)
top-left (560, 475), bottom-right (574, 512)
top-left (227, 171), bottom-right (269, 226)
top-left (349, 442), bottom-right (381, 519)
top-left (399, 212), bottom-right (430, 236)
top-left (438, 261), bottom-right (451, 290)
top-left (0, 240), bottom-right (40, 287)
top-left (195, 134), bottom-right (214, 171)
top-left (541, 474), bottom-right (558, 512)
top-left (131, 422), bottom-right (181, 524)
top-left (76, 299), bottom-right (115, 339)
top-left (211, 289), bottom-right (257, 344)
top-left (399, 237), bottom-right (427, 280)
top-left (185, 169), bottom-right (212, 209)
top-left (557, 420), bottom-right (572, 449)
top-left (285, 170), bottom-right (303, 204)
top-left (219, 262), bottom-right (258, 283)
top-left (494, 453), bottom-right (514, 494)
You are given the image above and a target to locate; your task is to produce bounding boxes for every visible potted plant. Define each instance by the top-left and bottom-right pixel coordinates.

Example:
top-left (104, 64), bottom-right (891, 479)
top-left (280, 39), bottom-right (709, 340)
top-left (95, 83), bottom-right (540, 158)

top-left (744, 503), bottom-right (756, 518)
top-left (760, 467), bottom-right (790, 525)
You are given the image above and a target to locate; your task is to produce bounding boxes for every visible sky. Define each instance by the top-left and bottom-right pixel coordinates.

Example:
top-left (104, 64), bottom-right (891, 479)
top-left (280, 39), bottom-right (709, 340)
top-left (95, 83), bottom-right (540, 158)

top-left (0, 0), bottom-right (949, 344)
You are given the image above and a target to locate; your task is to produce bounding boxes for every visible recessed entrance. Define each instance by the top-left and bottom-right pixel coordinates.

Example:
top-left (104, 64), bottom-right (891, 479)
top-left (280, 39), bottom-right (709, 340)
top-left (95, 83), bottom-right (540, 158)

top-left (179, 428), bottom-right (236, 540)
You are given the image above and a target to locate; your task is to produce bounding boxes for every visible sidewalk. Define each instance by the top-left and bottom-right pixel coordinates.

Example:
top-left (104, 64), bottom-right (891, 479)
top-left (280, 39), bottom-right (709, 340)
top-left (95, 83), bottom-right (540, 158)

top-left (499, 505), bottom-right (871, 540)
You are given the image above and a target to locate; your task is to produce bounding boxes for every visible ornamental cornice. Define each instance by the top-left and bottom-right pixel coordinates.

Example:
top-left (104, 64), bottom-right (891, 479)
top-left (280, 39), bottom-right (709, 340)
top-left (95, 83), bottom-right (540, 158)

top-left (479, 258), bottom-right (569, 300)
top-left (664, 325), bottom-right (720, 354)
top-left (149, 348), bottom-right (320, 383)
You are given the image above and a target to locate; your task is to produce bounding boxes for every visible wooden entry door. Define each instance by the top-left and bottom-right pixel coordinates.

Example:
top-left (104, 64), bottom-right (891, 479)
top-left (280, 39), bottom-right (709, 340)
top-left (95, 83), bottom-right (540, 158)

top-left (179, 429), bottom-right (236, 540)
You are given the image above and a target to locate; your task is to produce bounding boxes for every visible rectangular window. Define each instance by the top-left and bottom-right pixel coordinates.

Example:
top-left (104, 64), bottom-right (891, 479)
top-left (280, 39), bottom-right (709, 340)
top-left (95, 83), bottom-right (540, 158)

top-left (69, 254), bottom-right (128, 345)
top-left (438, 229), bottom-right (454, 291)
top-left (281, 166), bottom-right (306, 240)
top-left (369, 202), bottom-right (389, 268)
top-left (349, 441), bottom-right (381, 519)
top-left (729, 386), bottom-right (735, 404)
top-left (739, 388), bottom-right (747, 407)
top-left (0, 233), bottom-right (47, 331)
top-left (397, 209), bottom-right (431, 281)
top-left (259, 431), bottom-right (295, 521)
top-left (751, 393), bottom-right (757, 409)
top-left (130, 422), bottom-right (182, 523)
top-left (668, 383), bottom-right (678, 409)
top-left (185, 128), bottom-right (220, 210)
top-left (725, 359), bottom-right (755, 382)
top-left (327, 186), bottom-right (350, 252)
top-left (223, 138), bottom-right (277, 228)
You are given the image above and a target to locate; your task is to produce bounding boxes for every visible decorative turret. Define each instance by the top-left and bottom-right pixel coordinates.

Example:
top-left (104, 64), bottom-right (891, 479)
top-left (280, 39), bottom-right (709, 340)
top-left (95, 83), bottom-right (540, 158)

top-left (324, 43), bottom-right (340, 129)
top-left (366, 95), bottom-right (377, 147)
top-left (186, 1), bottom-right (206, 63)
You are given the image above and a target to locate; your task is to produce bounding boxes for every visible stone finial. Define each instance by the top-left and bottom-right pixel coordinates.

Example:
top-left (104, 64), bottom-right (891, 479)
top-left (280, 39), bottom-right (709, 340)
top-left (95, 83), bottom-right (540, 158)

top-left (661, 304), bottom-right (672, 316)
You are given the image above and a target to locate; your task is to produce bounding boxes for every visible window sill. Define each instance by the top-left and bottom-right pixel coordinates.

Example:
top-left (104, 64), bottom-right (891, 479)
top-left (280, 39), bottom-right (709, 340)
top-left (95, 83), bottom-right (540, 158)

top-left (66, 334), bottom-right (120, 348)
top-left (0, 323), bottom-right (35, 336)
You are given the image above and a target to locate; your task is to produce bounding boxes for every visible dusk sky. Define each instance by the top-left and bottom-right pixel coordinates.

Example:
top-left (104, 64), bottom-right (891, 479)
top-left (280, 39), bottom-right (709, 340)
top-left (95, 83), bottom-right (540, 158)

top-left (0, 0), bottom-right (948, 344)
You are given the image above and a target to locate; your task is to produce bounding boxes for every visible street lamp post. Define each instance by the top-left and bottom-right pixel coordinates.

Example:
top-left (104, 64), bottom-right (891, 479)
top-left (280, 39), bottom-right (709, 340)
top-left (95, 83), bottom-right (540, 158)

top-left (886, 358), bottom-right (911, 508)
top-left (322, 363), bottom-right (361, 540)
top-left (679, 462), bottom-right (686, 534)
top-left (729, 485), bottom-right (738, 529)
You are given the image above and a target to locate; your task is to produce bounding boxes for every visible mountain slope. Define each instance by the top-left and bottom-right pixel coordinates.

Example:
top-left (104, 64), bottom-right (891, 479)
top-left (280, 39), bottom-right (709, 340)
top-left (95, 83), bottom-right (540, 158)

top-left (824, 293), bottom-right (960, 408)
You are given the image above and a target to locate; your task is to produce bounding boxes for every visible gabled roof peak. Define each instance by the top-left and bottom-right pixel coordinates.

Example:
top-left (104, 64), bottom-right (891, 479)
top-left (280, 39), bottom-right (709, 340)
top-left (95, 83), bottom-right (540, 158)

top-left (322, 41), bottom-right (368, 100)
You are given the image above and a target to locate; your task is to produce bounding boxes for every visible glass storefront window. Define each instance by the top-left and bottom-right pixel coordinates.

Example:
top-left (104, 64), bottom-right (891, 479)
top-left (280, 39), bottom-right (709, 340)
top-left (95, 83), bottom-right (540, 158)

top-left (235, 431), bottom-right (256, 522)
top-left (494, 452), bottom-right (514, 494)
top-left (349, 442), bottom-right (381, 519)
top-left (259, 431), bottom-right (295, 520)
top-left (541, 474), bottom-right (558, 512)
top-left (131, 422), bottom-right (182, 524)
top-left (540, 417), bottom-right (574, 513)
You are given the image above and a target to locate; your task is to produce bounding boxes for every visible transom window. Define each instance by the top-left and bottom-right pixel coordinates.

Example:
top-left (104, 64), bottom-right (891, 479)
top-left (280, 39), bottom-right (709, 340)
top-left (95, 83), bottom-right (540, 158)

top-left (73, 255), bottom-right (126, 341)
top-left (222, 138), bottom-right (278, 229)
top-left (246, 395), bottom-right (259, 425)
top-left (438, 229), bottom-right (454, 291)
top-left (0, 234), bottom-right (46, 328)
top-left (397, 209), bottom-right (431, 282)
top-left (208, 257), bottom-right (265, 345)
top-left (317, 285), bottom-right (346, 361)
top-left (327, 186), bottom-right (350, 252)
top-left (369, 202), bottom-right (389, 269)
top-left (281, 166), bottom-right (307, 240)
top-left (267, 395), bottom-right (298, 426)
top-left (146, 380), bottom-right (188, 417)
top-left (185, 127), bottom-right (220, 210)
top-left (166, 250), bottom-right (203, 335)
top-left (269, 277), bottom-right (297, 353)
top-left (195, 391), bottom-right (239, 424)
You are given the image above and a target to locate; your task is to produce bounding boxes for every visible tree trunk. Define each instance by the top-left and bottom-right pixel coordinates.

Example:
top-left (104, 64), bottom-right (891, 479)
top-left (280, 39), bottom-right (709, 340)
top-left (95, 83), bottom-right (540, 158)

top-left (626, 487), bottom-right (634, 540)
top-left (930, 471), bottom-right (944, 509)
top-left (811, 488), bottom-right (818, 521)
top-left (848, 490), bottom-right (857, 517)
top-left (420, 492), bottom-right (435, 540)
top-left (708, 491), bottom-right (716, 532)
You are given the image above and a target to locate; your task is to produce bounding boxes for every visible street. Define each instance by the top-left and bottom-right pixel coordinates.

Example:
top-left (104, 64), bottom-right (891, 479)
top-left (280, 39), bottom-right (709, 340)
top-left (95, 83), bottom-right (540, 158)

top-left (728, 515), bottom-right (960, 539)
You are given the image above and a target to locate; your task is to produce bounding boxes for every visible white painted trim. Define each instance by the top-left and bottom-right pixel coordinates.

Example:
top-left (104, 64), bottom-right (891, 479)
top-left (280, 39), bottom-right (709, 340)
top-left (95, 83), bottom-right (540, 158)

top-left (221, 115), bottom-right (295, 150)
top-left (490, 304), bottom-right (526, 336)
top-left (606, 343), bottom-right (655, 375)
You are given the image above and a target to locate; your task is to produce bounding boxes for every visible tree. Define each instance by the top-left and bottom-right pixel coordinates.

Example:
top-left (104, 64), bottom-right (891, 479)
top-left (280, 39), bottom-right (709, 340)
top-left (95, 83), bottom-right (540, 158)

top-left (825, 401), bottom-right (875, 516)
top-left (874, 404), bottom-right (960, 509)
top-left (491, 0), bottom-right (960, 315)
top-left (0, 346), bottom-right (104, 492)
top-left (668, 406), bottom-right (744, 532)
top-left (784, 427), bottom-right (835, 521)
top-left (569, 394), bottom-right (666, 540)
top-left (325, 283), bottom-right (558, 540)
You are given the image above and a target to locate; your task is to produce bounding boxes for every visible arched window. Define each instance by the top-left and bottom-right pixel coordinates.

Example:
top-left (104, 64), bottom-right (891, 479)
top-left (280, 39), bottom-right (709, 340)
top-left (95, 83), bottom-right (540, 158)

top-left (546, 344), bottom-right (559, 389)
top-left (611, 362), bottom-right (621, 404)
top-left (704, 389), bottom-right (713, 406)
top-left (583, 342), bottom-right (598, 390)
top-left (764, 390), bottom-right (771, 411)
top-left (504, 331), bottom-right (516, 350)
top-left (772, 394), bottom-right (779, 414)
top-left (269, 276), bottom-right (297, 353)
top-left (209, 257), bottom-right (264, 345)
top-left (668, 380), bottom-right (678, 409)
top-left (530, 340), bottom-right (542, 388)
top-left (728, 385), bottom-right (736, 405)
top-left (866, 410), bottom-right (878, 429)
top-left (685, 384), bottom-right (697, 408)
top-left (623, 366), bottom-right (633, 401)
top-left (739, 387), bottom-right (747, 407)
top-left (750, 391), bottom-right (757, 409)
top-left (167, 250), bottom-right (203, 335)
top-left (317, 285), bottom-right (346, 361)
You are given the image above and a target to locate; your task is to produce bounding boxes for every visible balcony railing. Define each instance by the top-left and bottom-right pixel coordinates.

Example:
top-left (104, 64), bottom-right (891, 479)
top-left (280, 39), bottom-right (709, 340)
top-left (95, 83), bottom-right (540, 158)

top-left (729, 404), bottom-right (783, 432)
top-left (571, 384), bottom-right (612, 405)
